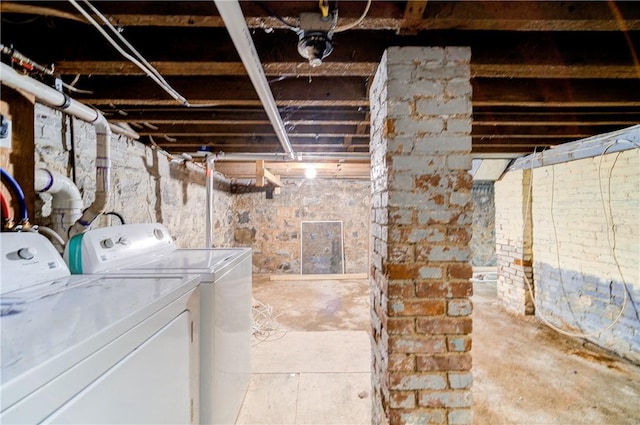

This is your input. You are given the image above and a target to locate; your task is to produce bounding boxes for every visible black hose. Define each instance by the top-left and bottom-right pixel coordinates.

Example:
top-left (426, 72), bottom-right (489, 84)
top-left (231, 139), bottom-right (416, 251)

top-left (104, 211), bottom-right (126, 225)
top-left (255, 1), bottom-right (300, 31)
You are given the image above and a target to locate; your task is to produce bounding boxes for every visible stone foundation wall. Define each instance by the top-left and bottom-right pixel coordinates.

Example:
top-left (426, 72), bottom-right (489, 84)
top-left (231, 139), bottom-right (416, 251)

top-left (232, 178), bottom-right (370, 274)
top-left (34, 104), bottom-right (234, 248)
top-left (470, 182), bottom-right (496, 267)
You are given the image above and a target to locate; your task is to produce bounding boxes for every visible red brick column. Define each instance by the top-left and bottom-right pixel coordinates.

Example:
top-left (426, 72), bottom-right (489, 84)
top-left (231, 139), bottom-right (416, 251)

top-left (370, 47), bottom-right (473, 424)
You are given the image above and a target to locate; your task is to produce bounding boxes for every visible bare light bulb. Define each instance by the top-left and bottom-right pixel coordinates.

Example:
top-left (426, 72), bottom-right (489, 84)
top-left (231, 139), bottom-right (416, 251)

top-left (305, 165), bottom-right (317, 179)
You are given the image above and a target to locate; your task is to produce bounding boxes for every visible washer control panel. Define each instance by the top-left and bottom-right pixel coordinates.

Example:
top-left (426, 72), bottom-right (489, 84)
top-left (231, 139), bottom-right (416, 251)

top-left (1, 232), bottom-right (70, 293)
top-left (64, 223), bottom-right (175, 274)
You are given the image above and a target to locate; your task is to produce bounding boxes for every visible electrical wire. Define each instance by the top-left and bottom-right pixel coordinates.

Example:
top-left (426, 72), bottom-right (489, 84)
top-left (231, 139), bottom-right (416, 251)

top-left (104, 211), bottom-right (126, 225)
top-left (67, 0), bottom-right (189, 105)
top-left (256, 2), bottom-right (300, 31)
top-left (319, 0), bottom-right (330, 18)
top-left (251, 297), bottom-right (287, 345)
top-left (60, 81), bottom-right (94, 94)
top-left (521, 140), bottom-right (639, 338)
top-left (26, 225), bottom-right (66, 248)
top-left (79, 0), bottom-right (167, 85)
top-left (334, 0), bottom-right (371, 33)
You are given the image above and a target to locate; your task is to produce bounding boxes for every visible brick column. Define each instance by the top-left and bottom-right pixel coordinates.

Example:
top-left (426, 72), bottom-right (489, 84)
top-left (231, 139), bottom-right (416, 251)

top-left (495, 169), bottom-right (535, 315)
top-left (370, 47), bottom-right (473, 425)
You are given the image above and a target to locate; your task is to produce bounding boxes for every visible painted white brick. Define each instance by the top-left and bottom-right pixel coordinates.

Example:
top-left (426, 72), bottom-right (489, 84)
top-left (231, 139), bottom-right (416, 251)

top-left (532, 150), bottom-right (639, 282)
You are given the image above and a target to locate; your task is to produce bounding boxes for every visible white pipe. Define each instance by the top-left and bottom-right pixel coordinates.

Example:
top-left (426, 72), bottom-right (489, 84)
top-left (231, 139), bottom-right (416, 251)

top-left (68, 114), bottom-right (112, 237)
top-left (207, 151), bottom-right (371, 162)
top-left (214, 0), bottom-right (295, 159)
top-left (206, 158), bottom-right (215, 248)
top-left (35, 168), bottom-right (83, 240)
top-left (1, 62), bottom-right (120, 237)
top-left (0, 63), bottom-right (139, 139)
top-left (35, 226), bottom-right (67, 249)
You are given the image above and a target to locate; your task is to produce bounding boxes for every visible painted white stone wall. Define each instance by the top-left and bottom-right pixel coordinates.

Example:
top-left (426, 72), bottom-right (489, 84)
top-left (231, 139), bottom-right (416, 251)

top-left (34, 104), bottom-right (234, 248)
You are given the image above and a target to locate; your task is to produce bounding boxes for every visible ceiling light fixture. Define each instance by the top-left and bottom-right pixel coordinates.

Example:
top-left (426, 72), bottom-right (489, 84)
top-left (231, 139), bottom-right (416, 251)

top-left (305, 164), bottom-right (317, 179)
top-left (296, 13), bottom-right (336, 67)
top-left (258, 0), bottom-right (372, 68)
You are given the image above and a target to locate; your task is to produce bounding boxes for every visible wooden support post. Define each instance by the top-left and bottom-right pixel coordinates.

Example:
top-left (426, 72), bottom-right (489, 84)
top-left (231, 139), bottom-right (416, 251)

top-left (256, 160), bottom-right (282, 188)
top-left (256, 160), bottom-right (266, 187)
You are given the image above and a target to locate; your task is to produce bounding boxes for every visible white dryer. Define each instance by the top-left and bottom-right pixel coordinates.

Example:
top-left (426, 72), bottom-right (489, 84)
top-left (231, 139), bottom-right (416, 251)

top-left (66, 223), bottom-right (252, 425)
top-left (0, 231), bottom-right (200, 424)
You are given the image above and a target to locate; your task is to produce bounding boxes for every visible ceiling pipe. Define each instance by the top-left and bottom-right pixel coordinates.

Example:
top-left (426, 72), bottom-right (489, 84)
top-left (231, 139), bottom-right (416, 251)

top-left (213, 0), bottom-right (295, 160)
top-left (0, 63), bottom-right (139, 140)
top-left (201, 151), bottom-right (371, 162)
top-left (0, 62), bottom-right (134, 237)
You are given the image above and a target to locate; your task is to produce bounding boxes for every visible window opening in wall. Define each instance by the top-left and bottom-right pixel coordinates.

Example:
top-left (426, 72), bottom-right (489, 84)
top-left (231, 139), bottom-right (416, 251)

top-left (300, 221), bottom-right (345, 274)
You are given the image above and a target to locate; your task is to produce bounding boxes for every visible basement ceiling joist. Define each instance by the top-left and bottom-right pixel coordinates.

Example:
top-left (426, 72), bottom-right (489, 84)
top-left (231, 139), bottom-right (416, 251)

top-left (4, 1), bottom-right (639, 31)
top-left (1, 0), bottom-right (638, 180)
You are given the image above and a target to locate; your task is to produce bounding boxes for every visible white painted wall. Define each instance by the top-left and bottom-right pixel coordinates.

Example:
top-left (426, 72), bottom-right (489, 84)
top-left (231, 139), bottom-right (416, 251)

top-left (496, 139), bottom-right (640, 363)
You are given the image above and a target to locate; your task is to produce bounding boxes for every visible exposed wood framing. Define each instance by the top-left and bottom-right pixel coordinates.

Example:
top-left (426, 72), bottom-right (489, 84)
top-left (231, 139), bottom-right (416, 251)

top-left (255, 160), bottom-right (281, 187)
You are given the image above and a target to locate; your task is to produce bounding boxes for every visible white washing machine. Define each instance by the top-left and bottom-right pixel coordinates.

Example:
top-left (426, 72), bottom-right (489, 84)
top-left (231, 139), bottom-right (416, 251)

top-left (0, 231), bottom-right (201, 424)
top-left (65, 223), bottom-right (252, 425)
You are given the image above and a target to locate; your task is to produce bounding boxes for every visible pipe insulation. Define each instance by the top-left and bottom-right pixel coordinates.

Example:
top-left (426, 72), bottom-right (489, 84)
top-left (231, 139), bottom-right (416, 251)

top-left (0, 63), bottom-right (139, 140)
top-left (35, 168), bottom-right (83, 241)
top-left (213, 0), bottom-right (295, 159)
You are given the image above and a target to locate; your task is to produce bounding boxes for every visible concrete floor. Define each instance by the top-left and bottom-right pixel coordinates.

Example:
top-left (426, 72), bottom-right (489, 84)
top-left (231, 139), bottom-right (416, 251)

top-left (238, 274), bottom-right (640, 424)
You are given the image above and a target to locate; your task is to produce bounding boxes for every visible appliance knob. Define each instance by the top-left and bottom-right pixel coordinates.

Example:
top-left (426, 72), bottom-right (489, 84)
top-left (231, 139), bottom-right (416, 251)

top-left (17, 247), bottom-right (37, 260)
top-left (101, 238), bottom-right (115, 249)
top-left (118, 237), bottom-right (130, 246)
top-left (153, 228), bottom-right (165, 240)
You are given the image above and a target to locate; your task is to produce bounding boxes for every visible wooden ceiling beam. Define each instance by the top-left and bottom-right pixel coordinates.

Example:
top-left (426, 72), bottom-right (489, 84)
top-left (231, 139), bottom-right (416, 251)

top-left (76, 77), bottom-right (640, 108)
top-left (10, 1), bottom-right (636, 31)
top-left (472, 64), bottom-right (640, 79)
top-left (135, 123), bottom-right (364, 135)
top-left (473, 123), bottom-right (629, 137)
top-left (471, 78), bottom-right (640, 107)
top-left (54, 61), bottom-right (380, 77)
top-left (214, 161), bottom-right (372, 180)
top-left (72, 76), bottom-right (368, 106)
top-left (55, 60), bottom-right (640, 80)
top-left (104, 108), bottom-right (367, 123)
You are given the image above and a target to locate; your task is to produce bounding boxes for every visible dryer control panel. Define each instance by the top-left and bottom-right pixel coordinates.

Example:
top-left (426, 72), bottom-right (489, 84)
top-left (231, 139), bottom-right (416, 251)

top-left (64, 223), bottom-right (176, 274)
top-left (1, 232), bottom-right (69, 293)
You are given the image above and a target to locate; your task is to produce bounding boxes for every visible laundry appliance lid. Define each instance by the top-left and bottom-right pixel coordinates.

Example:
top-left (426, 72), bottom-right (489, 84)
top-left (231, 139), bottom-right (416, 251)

top-left (0, 272), bottom-right (199, 411)
top-left (116, 248), bottom-right (251, 279)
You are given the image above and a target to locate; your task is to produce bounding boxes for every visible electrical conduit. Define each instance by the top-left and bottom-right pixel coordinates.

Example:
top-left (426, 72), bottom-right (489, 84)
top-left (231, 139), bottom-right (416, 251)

top-left (34, 168), bottom-right (83, 241)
